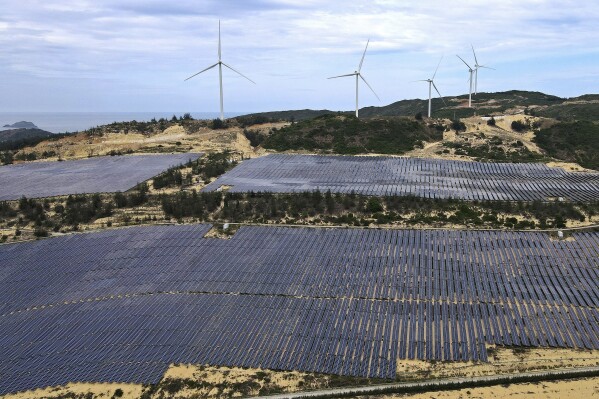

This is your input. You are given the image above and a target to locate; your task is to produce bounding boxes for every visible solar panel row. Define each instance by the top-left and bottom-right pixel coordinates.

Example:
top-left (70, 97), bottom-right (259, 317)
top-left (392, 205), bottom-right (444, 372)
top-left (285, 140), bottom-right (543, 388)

top-left (0, 224), bottom-right (598, 394)
top-left (0, 153), bottom-right (203, 201)
top-left (202, 154), bottom-right (599, 201)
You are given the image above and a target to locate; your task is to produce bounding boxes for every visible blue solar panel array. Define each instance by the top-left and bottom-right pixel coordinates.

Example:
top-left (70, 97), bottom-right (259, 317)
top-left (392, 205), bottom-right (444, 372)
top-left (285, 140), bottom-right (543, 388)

top-left (1, 224), bottom-right (598, 394)
top-left (202, 154), bottom-right (599, 201)
top-left (0, 153), bottom-right (202, 201)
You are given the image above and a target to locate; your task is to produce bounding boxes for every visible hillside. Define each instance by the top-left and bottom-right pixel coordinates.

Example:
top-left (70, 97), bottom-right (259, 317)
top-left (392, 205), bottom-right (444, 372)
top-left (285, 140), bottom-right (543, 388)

top-left (535, 121), bottom-right (599, 170)
top-left (242, 90), bottom-right (599, 121)
top-left (262, 114), bottom-right (443, 154)
top-left (2, 121), bottom-right (38, 129)
top-left (0, 128), bottom-right (53, 143)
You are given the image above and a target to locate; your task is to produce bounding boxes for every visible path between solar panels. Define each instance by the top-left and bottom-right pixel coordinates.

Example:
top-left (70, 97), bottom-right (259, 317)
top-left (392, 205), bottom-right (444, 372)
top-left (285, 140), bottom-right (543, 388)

top-left (252, 366), bottom-right (599, 399)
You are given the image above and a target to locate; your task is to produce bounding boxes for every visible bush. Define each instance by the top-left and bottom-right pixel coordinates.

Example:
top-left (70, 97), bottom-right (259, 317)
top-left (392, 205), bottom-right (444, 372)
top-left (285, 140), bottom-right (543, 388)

top-left (487, 117), bottom-right (496, 126)
top-left (511, 120), bottom-right (528, 132)
top-left (366, 198), bottom-right (383, 213)
top-left (33, 228), bottom-right (48, 238)
top-left (211, 118), bottom-right (227, 129)
top-left (535, 121), bottom-right (599, 170)
top-left (451, 119), bottom-right (466, 133)
top-left (243, 129), bottom-right (265, 147)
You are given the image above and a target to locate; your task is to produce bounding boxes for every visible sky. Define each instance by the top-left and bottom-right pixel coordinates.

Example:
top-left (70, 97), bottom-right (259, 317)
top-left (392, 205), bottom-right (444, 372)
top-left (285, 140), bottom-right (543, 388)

top-left (0, 0), bottom-right (598, 113)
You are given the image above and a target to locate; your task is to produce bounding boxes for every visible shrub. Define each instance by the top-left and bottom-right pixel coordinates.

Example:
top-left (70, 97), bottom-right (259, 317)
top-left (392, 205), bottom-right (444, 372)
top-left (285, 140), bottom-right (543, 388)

top-left (451, 119), bottom-right (466, 133)
top-left (211, 118), bottom-right (226, 129)
top-left (366, 198), bottom-right (383, 213)
top-left (511, 120), bottom-right (528, 132)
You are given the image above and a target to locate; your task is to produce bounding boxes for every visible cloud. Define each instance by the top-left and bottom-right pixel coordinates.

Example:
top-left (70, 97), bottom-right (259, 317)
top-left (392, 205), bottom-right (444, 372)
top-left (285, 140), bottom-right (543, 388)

top-left (0, 0), bottom-right (598, 111)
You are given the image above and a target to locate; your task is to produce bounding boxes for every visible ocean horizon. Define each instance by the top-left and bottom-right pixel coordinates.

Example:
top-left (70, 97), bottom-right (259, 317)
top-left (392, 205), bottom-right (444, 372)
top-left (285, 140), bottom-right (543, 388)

top-left (0, 111), bottom-right (247, 134)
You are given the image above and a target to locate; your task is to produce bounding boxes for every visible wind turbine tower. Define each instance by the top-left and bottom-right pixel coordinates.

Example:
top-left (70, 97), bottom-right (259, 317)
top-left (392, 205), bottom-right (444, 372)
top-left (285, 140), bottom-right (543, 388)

top-left (328, 40), bottom-right (380, 118)
top-left (417, 56), bottom-right (447, 117)
top-left (456, 55), bottom-right (474, 107)
top-left (471, 45), bottom-right (495, 95)
top-left (185, 20), bottom-right (255, 121)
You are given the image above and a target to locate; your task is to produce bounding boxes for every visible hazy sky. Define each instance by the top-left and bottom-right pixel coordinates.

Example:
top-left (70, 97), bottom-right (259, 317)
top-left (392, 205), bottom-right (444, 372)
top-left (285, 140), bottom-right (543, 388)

top-left (1, 0), bottom-right (598, 113)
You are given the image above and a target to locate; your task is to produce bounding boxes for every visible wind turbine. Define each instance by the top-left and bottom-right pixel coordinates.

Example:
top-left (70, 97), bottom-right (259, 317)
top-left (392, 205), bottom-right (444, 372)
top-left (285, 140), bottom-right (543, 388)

top-left (471, 45), bottom-right (495, 95)
top-left (456, 54), bottom-right (474, 107)
top-left (185, 20), bottom-right (255, 121)
top-left (416, 56), bottom-right (447, 118)
top-left (328, 39), bottom-right (380, 118)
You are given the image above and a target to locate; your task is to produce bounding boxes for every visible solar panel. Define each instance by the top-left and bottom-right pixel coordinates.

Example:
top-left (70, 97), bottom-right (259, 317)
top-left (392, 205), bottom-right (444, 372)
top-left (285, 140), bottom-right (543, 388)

top-left (0, 224), bottom-right (598, 394)
top-left (202, 154), bottom-right (599, 202)
top-left (0, 153), bottom-right (203, 200)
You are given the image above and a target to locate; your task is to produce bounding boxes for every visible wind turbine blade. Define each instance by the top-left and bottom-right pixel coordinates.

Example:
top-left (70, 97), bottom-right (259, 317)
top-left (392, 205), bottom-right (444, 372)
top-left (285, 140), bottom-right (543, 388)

top-left (412, 80), bottom-right (429, 82)
top-left (471, 44), bottom-right (479, 66)
top-left (359, 73), bottom-right (380, 101)
top-left (432, 55), bottom-right (444, 80)
top-left (221, 62), bottom-right (256, 84)
top-left (456, 55), bottom-right (472, 69)
top-left (328, 73), bottom-right (357, 79)
top-left (184, 63), bottom-right (219, 81)
top-left (478, 65), bottom-right (496, 70)
top-left (432, 82), bottom-right (447, 106)
top-left (358, 39), bottom-right (370, 72)
top-left (218, 20), bottom-right (222, 61)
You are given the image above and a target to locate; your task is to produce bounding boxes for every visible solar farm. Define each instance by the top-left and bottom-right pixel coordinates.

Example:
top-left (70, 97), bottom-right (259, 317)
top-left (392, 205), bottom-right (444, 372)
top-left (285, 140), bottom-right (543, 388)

top-left (202, 154), bottom-right (599, 201)
top-left (1, 224), bottom-right (598, 394)
top-left (0, 153), bottom-right (202, 201)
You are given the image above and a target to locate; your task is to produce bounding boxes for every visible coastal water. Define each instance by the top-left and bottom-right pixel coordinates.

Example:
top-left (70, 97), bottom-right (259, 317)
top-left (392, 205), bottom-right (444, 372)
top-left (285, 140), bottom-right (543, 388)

top-left (0, 112), bottom-right (245, 134)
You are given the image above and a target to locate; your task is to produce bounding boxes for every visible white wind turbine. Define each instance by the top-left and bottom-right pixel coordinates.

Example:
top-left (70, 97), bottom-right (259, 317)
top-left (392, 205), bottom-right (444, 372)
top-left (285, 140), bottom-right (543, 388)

top-left (456, 54), bottom-right (475, 107)
top-left (185, 20), bottom-right (255, 121)
top-left (328, 39), bottom-right (380, 118)
top-left (416, 56), bottom-right (447, 118)
top-left (471, 45), bottom-right (495, 95)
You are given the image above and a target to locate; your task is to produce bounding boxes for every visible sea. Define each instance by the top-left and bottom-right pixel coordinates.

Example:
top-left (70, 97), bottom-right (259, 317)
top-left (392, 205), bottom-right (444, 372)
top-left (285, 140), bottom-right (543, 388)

top-left (0, 112), bottom-right (245, 134)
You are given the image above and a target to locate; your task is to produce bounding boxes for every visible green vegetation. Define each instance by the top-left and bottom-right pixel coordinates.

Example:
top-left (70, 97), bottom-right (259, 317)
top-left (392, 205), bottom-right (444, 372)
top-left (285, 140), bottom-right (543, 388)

top-left (243, 129), bottom-right (266, 147)
top-left (0, 131), bottom-right (73, 165)
top-left (263, 114), bottom-right (442, 154)
top-left (511, 120), bottom-right (529, 132)
top-left (538, 102), bottom-right (599, 121)
top-left (161, 191), bottom-right (596, 230)
top-left (241, 90), bottom-right (581, 121)
top-left (0, 128), bottom-right (53, 143)
top-left (441, 138), bottom-right (549, 163)
top-left (451, 119), bottom-right (466, 133)
top-left (238, 110), bottom-right (332, 123)
top-left (3, 188), bottom-right (595, 243)
top-left (192, 151), bottom-right (237, 181)
top-left (535, 121), bottom-right (599, 170)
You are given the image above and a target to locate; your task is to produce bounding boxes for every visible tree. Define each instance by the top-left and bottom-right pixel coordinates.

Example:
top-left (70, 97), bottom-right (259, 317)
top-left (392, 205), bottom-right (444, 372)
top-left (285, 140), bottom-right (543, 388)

top-left (415, 111), bottom-right (423, 120)
top-left (211, 118), bottom-right (226, 129)
top-left (487, 117), bottom-right (496, 126)
top-left (511, 120), bottom-right (528, 132)
top-left (451, 119), bottom-right (466, 133)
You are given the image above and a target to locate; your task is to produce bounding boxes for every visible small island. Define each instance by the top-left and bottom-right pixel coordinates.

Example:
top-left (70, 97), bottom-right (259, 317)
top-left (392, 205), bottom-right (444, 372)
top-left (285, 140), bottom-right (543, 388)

top-left (3, 121), bottom-right (38, 129)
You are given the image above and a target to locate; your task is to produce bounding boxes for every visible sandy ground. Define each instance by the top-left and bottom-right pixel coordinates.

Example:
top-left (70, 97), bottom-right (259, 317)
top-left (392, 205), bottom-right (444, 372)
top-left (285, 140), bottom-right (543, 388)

top-left (4, 347), bottom-right (599, 399)
top-left (13, 115), bottom-right (593, 174)
top-left (403, 115), bottom-right (592, 173)
top-left (376, 377), bottom-right (599, 399)
top-left (0, 382), bottom-right (143, 399)
top-left (397, 347), bottom-right (599, 380)
top-left (17, 122), bottom-right (284, 162)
